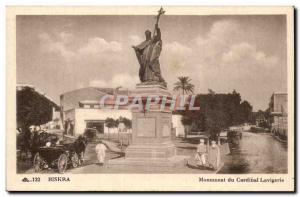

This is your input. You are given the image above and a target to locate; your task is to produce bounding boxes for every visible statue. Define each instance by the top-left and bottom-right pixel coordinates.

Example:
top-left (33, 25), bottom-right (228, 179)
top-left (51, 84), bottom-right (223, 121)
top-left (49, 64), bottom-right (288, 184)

top-left (132, 7), bottom-right (167, 87)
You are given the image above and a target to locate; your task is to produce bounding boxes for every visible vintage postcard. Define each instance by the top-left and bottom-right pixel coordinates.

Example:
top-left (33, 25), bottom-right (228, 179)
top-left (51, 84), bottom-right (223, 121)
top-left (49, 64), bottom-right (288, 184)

top-left (6, 6), bottom-right (294, 191)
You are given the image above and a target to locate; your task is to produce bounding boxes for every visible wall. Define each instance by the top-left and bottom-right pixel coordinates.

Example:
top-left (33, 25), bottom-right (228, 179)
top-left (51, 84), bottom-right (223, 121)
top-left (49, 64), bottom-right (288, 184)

top-left (171, 114), bottom-right (184, 137)
top-left (60, 87), bottom-right (106, 111)
top-left (272, 115), bottom-right (288, 137)
top-left (271, 93), bottom-right (288, 138)
top-left (273, 93), bottom-right (288, 113)
top-left (74, 108), bottom-right (132, 136)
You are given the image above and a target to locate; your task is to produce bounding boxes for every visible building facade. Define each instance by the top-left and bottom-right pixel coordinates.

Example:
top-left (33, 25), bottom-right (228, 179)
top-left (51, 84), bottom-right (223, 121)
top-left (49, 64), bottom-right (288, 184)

top-left (60, 87), bottom-right (132, 136)
top-left (269, 92), bottom-right (288, 139)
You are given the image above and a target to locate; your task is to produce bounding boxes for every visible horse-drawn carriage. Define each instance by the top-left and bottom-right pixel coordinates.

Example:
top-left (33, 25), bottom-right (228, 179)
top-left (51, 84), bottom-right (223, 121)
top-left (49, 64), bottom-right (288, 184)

top-left (33, 136), bottom-right (87, 173)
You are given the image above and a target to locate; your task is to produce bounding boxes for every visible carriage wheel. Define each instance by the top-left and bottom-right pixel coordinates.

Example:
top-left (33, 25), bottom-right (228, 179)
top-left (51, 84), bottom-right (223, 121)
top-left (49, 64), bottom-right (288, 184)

top-left (71, 152), bottom-right (79, 168)
top-left (57, 154), bottom-right (68, 173)
top-left (33, 153), bottom-right (42, 172)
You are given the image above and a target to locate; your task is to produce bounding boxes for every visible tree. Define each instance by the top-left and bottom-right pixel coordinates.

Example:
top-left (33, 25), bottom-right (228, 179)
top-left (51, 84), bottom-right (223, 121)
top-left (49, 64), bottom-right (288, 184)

top-left (117, 117), bottom-right (132, 147)
top-left (181, 113), bottom-right (194, 139)
top-left (173, 76), bottom-right (195, 95)
top-left (17, 86), bottom-right (58, 152)
top-left (105, 118), bottom-right (116, 140)
top-left (253, 110), bottom-right (269, 128)
top-left (105, 118), bottom-right (119, 139)
top-left (239, 101), bottom-right (253, 123)
top-left (208, 89), bottom-right (215, 95)
top-left (120, 117), bottom-right (132, 131)
top-left (179, 90), bottom-right (253, 140)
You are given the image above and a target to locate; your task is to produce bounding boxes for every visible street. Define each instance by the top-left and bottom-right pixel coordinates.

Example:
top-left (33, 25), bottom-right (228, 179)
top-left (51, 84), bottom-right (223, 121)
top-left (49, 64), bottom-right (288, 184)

top-left (218, 132), bottom-right (287, 174)
top-left (67, 138), bottom-right (227, 174)
top-left (22, 131), bottom-right (287, 174)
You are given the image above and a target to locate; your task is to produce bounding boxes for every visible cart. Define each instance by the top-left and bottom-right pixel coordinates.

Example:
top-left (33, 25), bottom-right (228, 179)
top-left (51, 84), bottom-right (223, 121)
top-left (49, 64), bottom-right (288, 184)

top-left (33, 138), bottom-right (87, 173)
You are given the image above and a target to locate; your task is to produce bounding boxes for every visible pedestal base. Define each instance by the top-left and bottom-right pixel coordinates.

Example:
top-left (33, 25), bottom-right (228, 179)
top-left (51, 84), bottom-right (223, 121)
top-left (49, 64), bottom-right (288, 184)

top-left (109, 84), bottom-right (188, 167)
top-left (125, 141), bottom-right (176, 158)
top-left (109, 155), bottom-right (188, 167)
top-left (109, 140), bottom-right (189, 167)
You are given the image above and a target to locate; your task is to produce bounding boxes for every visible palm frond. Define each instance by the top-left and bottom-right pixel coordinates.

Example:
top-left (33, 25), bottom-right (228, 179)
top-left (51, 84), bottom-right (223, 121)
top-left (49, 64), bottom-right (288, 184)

top-left (173, 76), bottom-right (195, 94)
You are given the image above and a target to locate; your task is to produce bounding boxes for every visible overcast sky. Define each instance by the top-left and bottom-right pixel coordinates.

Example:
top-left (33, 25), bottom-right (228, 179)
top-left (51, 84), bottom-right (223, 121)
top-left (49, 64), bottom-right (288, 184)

top-left (17, 15), bottom-right (287, 111)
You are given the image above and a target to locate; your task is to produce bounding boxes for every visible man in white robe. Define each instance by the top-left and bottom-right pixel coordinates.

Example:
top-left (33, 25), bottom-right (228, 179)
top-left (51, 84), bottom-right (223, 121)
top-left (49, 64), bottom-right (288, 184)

top-left (95, 141), bottom-right (107, 166)
top-left (195, 139), bottom-right (207, 166)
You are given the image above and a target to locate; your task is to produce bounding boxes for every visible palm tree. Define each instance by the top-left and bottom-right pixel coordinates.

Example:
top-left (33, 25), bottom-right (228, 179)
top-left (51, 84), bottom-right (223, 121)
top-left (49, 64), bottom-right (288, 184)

top-left (173, 76), bottom-right (195, 95)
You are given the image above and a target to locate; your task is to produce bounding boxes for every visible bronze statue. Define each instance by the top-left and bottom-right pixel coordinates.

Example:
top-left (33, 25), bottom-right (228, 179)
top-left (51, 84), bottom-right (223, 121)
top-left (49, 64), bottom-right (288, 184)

top-left (132, 7), bottom-right (167, 87)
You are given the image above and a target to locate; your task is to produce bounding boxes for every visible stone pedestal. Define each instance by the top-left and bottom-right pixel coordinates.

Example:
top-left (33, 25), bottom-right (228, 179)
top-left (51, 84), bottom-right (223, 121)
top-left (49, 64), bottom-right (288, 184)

top-left (109, 84), bottom-right (187, 167)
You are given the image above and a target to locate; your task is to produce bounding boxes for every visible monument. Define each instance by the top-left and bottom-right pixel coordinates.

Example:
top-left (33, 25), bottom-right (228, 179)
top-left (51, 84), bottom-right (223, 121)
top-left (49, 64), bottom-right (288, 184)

top-left (110, 7), bottom-right (186, 167)
top-left (132, 7), bottom-right (167, 88)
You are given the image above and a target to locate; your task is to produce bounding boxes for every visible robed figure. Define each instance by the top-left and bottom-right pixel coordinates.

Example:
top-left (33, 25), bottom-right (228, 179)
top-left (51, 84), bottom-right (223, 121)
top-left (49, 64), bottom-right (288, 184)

top-left (132, 9), bottom-right (167, 87)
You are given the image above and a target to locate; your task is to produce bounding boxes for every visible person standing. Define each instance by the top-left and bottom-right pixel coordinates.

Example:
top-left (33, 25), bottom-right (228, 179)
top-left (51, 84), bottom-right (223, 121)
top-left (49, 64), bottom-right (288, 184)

top-left (195, 138), bottom-right (207, 167)
top-left (207, 140), bottom-right (221, 170)
top-left (95, 140), bottom-right (107, 166)
top-left (118, 121), bottom-right (126, 150)
top-left (30, 130), bottom-right (40, 161)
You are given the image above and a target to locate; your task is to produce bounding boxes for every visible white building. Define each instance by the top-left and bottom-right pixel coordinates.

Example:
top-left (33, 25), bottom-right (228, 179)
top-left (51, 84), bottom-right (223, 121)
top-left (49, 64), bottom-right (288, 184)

top-left (60, 87), bottom-right (184, 137)
top-left (172, 114), bottom-right (185, 137)
top-left (269, 92), bottom-right (288, 138)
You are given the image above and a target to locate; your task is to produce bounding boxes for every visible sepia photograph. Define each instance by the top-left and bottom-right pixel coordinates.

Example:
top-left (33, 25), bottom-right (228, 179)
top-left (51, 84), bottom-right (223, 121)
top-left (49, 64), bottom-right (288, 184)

top-left (6, 6), bottom-right (294, 191)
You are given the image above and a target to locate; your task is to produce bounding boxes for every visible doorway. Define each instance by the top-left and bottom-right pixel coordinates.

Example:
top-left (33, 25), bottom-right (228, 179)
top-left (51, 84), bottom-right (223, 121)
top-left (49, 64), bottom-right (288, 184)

top-left (85, 120), bottom-right (104, 134)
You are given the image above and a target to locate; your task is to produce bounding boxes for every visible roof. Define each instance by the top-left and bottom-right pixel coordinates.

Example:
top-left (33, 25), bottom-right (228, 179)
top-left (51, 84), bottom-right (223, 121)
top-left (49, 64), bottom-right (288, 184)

top-left (61, 87), bottom-right (131, 97)
top-left (272, 92), bottom-right (287, 96)
top-left (60, 87), bottom-right (131, 111)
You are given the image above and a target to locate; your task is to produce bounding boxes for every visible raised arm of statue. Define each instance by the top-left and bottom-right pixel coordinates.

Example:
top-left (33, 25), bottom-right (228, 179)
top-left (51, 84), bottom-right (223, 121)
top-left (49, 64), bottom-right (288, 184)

top-left (153, 24), bottom-right (161, 41)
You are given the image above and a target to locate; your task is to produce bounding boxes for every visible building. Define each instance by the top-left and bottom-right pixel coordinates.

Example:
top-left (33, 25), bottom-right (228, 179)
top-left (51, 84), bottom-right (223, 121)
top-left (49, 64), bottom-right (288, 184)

top-left (269, 92), bottom-right (288, 139)
top-left (60, 87), bottom-right (131, 136)
top-left (60, 87), bottom-right (185, 137)
top-left (171, 114), bottom-right (185, 137)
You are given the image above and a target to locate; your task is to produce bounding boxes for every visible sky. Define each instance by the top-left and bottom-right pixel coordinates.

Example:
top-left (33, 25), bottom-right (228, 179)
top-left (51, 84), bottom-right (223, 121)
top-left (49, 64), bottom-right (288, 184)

top-left (16, 15), bottom-right (287, 111)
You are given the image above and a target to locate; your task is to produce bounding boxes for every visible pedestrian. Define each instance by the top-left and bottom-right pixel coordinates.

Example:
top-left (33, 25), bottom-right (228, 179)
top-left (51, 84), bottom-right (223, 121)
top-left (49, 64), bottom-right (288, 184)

top-left (118, 121), bottom-right (126, 150)
top-left (30, 130), bottom-right (40, 160)
top-left (95, 140), bottom-right (107, 166)
top-left (195, 138), bottom-right (207, 167)
top-left (207, 140), bottom-right (221, 170)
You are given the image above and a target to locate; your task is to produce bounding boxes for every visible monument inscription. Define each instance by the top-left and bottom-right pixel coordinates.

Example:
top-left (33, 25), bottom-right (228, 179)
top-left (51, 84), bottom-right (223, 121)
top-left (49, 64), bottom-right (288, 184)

top-left (136, 117), bottom-right (156, 137)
